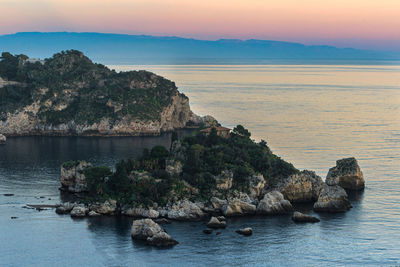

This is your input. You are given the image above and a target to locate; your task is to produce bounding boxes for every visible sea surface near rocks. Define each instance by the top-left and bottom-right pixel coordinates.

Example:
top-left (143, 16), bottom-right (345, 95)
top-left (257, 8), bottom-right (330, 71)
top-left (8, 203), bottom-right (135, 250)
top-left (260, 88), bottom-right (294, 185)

top-left (1, 64), bottom-right (400, 266)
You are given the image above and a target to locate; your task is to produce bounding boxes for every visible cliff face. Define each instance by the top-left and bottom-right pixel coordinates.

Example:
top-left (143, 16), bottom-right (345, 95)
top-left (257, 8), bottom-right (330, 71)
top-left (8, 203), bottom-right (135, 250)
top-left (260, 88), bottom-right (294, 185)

top-left (0, 50), bottom-right (214, 136)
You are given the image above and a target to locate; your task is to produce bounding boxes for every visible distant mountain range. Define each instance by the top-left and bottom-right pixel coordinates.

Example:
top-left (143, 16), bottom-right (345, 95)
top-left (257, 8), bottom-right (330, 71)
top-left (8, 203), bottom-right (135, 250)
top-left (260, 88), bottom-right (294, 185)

top-left (1, 32), bottom-right (399, 64)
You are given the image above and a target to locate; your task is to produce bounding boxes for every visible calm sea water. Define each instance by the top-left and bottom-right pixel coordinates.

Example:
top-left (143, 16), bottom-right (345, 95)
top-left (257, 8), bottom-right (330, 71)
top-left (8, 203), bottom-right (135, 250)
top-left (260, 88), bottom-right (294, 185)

top-left (1, 64), bottom-right (400, 266)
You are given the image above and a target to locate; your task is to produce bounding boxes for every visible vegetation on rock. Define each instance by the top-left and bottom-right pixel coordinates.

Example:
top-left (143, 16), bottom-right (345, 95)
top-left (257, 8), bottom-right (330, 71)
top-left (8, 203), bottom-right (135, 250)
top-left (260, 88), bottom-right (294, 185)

top-left (0, 50), bottom-right (181, 124)
top-left (80, 125), bottom-right (298, 207)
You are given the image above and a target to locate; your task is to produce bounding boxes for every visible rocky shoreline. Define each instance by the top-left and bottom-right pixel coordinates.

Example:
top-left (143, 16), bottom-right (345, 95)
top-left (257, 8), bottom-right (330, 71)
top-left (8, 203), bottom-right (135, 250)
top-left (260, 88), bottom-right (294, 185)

top-left (55, 156), bottom-right (365, 247)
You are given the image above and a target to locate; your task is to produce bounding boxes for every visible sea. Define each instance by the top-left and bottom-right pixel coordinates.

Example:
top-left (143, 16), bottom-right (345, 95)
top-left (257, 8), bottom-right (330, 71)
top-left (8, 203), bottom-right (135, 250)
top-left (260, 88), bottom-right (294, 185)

top-left (1, 62), bottom-right (399, 266)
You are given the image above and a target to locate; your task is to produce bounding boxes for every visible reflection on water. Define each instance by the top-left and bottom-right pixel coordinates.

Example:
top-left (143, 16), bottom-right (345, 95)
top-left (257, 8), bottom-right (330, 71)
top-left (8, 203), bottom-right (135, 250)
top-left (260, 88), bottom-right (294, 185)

top-left (1, 65), bottom-right (400, 266)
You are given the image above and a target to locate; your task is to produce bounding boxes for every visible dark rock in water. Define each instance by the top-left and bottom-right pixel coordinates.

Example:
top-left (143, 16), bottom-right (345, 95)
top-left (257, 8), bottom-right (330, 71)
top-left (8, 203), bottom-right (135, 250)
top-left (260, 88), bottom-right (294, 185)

top-left (217, 216), bottom-right (226, 221)
top-left (291, 211), bottom-right (320, 223)
top-left (56, 202), bottom-right (75, 214)
top-left (3, 193), bottom-right (14, 197)
top-left (236, 228), bottom-right (253, 236)
top-left (203, 229), bottom-right (213, 234)
top-left (11, 216), bottom-right (18, 219)
top-left (216, 232), bottom-right (221, 235)
top-left (326, 157), bottom-right (365, 191)
top-left (206, 217), bottom-right (227, 229)
top-left (131, 219), bottom-right (178, 247)
top-left (154, 218), bottom-right (172, 224)
top-left (313, 184), bottom-right (352, 213)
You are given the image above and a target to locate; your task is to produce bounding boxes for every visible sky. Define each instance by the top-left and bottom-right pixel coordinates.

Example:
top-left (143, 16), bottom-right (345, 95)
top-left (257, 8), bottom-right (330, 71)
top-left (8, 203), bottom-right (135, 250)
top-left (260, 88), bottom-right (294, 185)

top-left (1, 0), bottom-right (400, 51)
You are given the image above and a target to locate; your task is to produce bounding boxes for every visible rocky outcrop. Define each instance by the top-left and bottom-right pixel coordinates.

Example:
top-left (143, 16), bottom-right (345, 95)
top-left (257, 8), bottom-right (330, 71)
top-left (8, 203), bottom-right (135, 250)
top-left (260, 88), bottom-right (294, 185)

top-left (256, 191), bottom-right (293, 215)
top-left (291, 211), bottom-right (320, 223)
top-left (221, 198), bottom-right (256, 217)
top-left (249, 174), bottom-right (266, 200)
top-left (70, 206), bottom-right (88, 217)
top-left (0, 134), bottom-right (6, 144)
top-left (89, 199), bottom-right (117, 215)
top-left (326, 157), bottom-right (365, 190)
top-left (131, 219), bottom-right (178, 247)
top-left (277, 170), bottom-right (323, 202)
top-left (166, 200), bottom-right (206, 221)
top-left (122, 207), bottom-right (160, 219)
top-left (236, 228), bottom-right (252, 236)
top-left (313, 184), bottom-right (352, 213)
top-left (206, 217), bottom-right (227, 229)
top-left (60, 160), bottom-right (91, 193)
top-left (165, 159), bottom-right (183, 177)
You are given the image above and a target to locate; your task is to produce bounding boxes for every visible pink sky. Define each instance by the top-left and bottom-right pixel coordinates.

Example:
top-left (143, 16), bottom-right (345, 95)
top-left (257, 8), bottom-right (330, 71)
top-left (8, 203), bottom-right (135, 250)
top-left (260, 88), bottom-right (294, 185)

top-left (1, 0), bottom-right (400, 51)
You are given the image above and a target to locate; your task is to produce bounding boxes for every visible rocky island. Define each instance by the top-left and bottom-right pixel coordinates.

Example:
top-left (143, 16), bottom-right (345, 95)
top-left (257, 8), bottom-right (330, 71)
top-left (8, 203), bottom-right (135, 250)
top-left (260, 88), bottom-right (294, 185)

top-left (57, 125), bottom-right (365, 246)
top-left (0, 50), bottom-right (214, 136)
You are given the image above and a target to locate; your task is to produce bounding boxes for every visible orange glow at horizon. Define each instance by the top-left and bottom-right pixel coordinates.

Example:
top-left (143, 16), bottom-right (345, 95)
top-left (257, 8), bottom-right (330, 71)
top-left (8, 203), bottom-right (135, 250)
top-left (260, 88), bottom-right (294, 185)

top-left (1, 0), bottom-right (400, 50)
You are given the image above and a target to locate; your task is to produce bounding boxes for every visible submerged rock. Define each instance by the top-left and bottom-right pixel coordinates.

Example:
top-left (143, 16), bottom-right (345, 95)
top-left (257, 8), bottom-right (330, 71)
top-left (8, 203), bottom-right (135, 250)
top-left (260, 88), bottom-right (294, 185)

top-left (131, 219), bottom-right (178, 247)
top-left (203, 229), bottom-right (213, 234)
top-left (313, 184), bottom-right (352, 213)
top-left (291, 211), bottom-right (320, 223)
top-left (0, 134), bottom-right (6, 144)
top-left (206, 217), bottom-right (227, 229)
top-left (278, 170), bottom-right (323, 203)
top-left (236, 227), bottom-right (253, 236)
top-left (326, 157), bottom-right (365, 191)
top-left (60, 160), bottom-right (91, 193)
top-left (256, 191), bottom-right (293, 215)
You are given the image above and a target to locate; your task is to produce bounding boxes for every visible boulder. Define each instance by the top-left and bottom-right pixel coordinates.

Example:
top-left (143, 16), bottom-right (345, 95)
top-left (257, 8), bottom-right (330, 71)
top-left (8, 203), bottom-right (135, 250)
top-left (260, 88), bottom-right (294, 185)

top-left (313, 184), bottom-right (352, 213)
top-left (291, 211), bottom-right (320, 223)
top-left (167, 200), bottom-right (206, 221)
top-left (131, 219), bottom-right (178, 247)
top-left (278, 170), bottom-right (323, 202)
top-left (70, 206), bottom-right (88, 217)
top-left (222, 199), bottom-right (256, 217)
top-left (55, 202), bottom-right (75, 214)
top-left (236, 227), bottom-right (252, 236)
top-left (0, 134), bottom-right (6, 145)
top-left (215, 170), bottom-right (233, 190)
top-left (88, 211), bottom-right (101, 217)
top-left (249, 174), bottom-right (266, 200)
top-left (122, 207), bottom-right (159, 219)
top-left (326, 157), bottom-right (365, 190)
top-left (206, 217), bottom-right (227, 229)
top-left (146, 232), bottom-right (179, 247)
top-left (210, 197), bottom-right (228, 211)
top-left (60, 160), bottom-right (91, 193)
top-left (256, 191), bottom-right (293, 215)
top-left (89, 199), bottom-right (117, 215)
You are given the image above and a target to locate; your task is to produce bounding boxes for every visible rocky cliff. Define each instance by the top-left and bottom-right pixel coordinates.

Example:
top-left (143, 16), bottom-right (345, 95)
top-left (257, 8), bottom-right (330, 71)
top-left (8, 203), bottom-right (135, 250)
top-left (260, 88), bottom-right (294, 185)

top-left (0, 50), bottom-right (215, 136)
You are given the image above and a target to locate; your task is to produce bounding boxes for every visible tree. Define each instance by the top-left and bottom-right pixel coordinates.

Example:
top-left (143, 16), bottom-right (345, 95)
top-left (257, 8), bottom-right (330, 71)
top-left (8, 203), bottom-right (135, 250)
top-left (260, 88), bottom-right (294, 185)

top-left (232, 125), bottom-right (251, 138)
